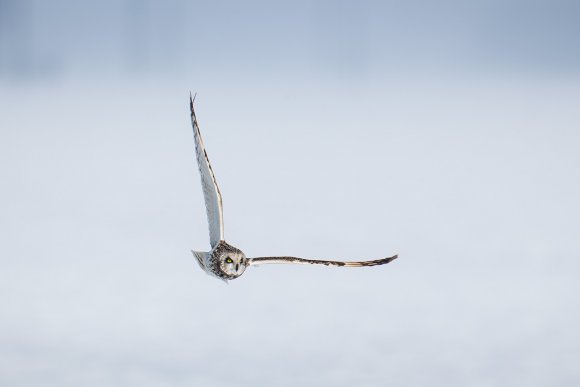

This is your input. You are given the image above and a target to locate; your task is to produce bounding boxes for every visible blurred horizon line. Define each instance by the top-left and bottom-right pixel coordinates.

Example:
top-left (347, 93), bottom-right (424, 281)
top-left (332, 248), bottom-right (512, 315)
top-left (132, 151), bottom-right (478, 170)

top-left (1, 0), bottom-right (579, 81)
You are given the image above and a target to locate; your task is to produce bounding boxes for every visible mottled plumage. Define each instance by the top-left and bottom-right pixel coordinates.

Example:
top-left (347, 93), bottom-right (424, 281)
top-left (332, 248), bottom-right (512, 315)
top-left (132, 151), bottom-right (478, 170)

top-left (188, 95), bottom-right (398, 282)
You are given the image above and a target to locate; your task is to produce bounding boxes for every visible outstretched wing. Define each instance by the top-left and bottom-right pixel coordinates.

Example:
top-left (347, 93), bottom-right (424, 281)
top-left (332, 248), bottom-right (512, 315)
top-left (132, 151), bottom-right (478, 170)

top-left (247, 254), bottom-right (398, 267)
top-left (190, 94), bottom-right (224, 248)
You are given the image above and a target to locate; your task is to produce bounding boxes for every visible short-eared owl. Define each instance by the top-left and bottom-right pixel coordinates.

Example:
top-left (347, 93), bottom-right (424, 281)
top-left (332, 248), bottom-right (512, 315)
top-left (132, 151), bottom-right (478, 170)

top-left (189, 95), bottom-right (398, 282)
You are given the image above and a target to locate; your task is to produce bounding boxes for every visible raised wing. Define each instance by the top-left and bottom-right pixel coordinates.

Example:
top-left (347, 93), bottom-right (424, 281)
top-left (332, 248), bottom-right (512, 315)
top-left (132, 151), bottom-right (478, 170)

top-left (190, 94), bottom-right (224, 248)
top-left (247, 254), bottom-right (398, 267)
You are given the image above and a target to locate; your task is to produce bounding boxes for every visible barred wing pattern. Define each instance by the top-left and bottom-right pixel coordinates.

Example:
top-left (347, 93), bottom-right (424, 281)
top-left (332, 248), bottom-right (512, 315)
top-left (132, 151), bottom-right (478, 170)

top-left (190, 94), bottom-right (224, 248)
top-left (248, 254), bottom-right (398, 267)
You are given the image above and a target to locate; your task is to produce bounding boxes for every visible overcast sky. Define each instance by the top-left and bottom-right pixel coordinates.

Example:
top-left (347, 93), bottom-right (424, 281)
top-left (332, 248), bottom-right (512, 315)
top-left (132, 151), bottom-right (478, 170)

top-left (1, 1), bottom-right (579, 386)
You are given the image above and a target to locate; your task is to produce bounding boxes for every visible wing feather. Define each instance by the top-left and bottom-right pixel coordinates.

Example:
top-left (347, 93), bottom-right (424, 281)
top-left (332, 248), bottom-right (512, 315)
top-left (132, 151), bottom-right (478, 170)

top-left (247, 255), bottom-right (398, 267)
top-left (190, 95), bottom-right (224, 248)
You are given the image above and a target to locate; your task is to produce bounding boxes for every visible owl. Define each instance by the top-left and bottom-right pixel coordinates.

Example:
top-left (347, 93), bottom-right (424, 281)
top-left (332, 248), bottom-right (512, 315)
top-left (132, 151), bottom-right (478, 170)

top-left (188, 94), bottom-right (398, 282)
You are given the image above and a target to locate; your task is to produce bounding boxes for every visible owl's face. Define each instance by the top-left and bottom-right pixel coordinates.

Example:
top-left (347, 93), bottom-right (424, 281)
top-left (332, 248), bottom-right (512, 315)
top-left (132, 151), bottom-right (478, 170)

top-left (218, 250), bottom-right (247, 279)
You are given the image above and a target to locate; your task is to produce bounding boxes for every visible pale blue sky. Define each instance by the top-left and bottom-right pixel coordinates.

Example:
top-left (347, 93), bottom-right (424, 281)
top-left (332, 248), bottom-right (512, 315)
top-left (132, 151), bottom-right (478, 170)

top-left (1, 0), bottom-right (580, 79)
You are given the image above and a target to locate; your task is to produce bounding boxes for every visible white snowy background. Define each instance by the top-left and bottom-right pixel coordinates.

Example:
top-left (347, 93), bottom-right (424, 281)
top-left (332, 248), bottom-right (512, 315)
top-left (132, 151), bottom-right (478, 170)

top-left (1, 1), bottom-right (579, 386)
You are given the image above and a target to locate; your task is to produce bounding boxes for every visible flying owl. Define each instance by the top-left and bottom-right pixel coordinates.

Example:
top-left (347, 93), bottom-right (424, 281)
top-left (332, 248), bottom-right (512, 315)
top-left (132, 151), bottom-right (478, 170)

top-left (188, 95), bottom-right (398, 282)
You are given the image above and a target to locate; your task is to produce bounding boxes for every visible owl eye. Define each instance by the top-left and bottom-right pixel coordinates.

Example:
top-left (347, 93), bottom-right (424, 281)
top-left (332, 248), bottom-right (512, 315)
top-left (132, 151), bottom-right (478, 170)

top-left (225, 257), bottom-right (233, 264)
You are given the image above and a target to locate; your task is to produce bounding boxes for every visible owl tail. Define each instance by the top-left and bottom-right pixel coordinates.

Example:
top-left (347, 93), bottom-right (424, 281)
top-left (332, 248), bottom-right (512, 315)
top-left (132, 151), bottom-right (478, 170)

top-left (191, 250), bottom-right (229, 284)
top-left (191, 250), bottom-right (210, 271)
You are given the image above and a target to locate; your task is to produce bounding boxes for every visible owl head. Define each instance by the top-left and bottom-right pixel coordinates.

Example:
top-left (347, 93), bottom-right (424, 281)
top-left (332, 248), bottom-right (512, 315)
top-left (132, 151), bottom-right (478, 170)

top-left (217, 248), bottom-right (247, 279)
top-left (192, 241), bottom-right (248, 281)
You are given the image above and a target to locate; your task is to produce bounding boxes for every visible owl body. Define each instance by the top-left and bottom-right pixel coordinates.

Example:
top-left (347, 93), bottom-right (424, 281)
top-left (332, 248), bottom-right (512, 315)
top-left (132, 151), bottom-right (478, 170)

top-left (193, 240), bottom-right (247, 281)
